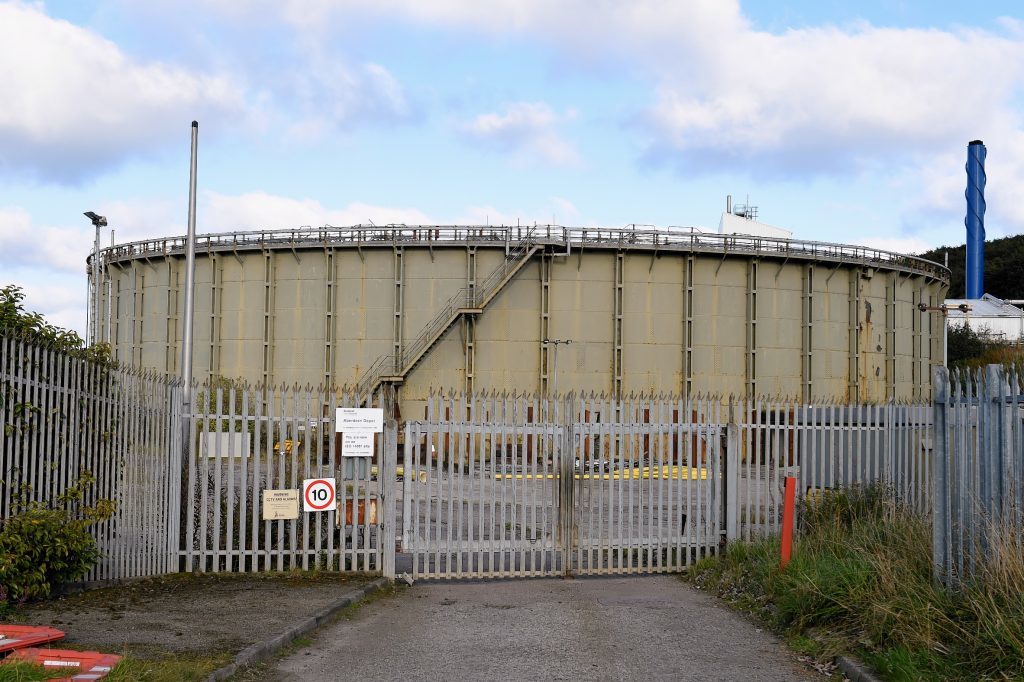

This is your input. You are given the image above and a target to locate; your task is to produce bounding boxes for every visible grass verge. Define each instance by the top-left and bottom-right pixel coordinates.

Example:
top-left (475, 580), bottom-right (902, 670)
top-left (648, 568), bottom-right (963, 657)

top-left (0, 652), bottom-right (230, 682)
top-left (686, 485), bottom-right (1024, 681)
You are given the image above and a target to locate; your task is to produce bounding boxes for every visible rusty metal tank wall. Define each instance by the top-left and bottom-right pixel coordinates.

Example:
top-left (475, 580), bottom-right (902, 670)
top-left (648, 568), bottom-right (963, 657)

top-left (95, 228), bottom-right (948, 415)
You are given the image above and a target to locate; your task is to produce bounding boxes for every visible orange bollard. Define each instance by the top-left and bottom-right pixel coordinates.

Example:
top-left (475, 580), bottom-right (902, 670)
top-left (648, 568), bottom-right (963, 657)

top-left (780, 476), bottom-right (797, 570)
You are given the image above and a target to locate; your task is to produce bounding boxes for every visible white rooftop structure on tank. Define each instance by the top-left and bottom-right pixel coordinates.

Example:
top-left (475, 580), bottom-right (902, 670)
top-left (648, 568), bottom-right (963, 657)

top-left (946, 293), bottom-right (1024, 341)
top-left (718, 199), bottom-right (793, 239)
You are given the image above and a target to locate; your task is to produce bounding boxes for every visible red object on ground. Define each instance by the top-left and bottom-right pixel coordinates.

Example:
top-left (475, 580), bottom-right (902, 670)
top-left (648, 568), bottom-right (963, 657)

top-left (780, 476), bottom-right (797, 569)
top-left (0, 625), bottom-right (65, 653)
top-left (4, 647), bottom-right (122, 680)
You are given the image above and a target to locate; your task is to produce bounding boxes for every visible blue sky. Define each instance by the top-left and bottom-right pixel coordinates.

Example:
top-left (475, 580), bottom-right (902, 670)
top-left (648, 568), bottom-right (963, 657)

top-left (3, 0), bottom-right (1024, 333)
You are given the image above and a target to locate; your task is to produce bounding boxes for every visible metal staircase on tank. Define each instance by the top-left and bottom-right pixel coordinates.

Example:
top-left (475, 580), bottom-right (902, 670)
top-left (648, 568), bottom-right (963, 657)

top-left (356, 231), bottom-right (542, 399)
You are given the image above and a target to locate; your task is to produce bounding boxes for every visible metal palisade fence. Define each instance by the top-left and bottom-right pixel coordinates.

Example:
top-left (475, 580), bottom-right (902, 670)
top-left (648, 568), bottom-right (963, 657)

top-left (181, 383), bottom-right (397, 576)
top-left (933, 365), bottom-right (1024, 587)
top-left (730, 398), bottom-right (932, 542)
top-left (400, 390), bottom-right (933, 579)
top-left (0, 329), bottom-right (183, 581)
top-left (5, 321), bottom-right (954, 585)
top-left (401, 391), bottom-right (724, 579)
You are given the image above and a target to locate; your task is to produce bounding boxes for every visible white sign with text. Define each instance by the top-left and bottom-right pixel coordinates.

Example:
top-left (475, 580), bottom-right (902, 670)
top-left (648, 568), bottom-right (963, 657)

top-left (342, 431), bottom-right (375, 457)
top-left (335, 408), bottom-right (383, 433)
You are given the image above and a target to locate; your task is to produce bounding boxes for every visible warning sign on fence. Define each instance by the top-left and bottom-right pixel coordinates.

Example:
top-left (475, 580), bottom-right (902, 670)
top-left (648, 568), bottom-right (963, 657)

top-left (302, 478), bottom-right (336, 512)
top-left (261, 489), bottom-right (299, 520)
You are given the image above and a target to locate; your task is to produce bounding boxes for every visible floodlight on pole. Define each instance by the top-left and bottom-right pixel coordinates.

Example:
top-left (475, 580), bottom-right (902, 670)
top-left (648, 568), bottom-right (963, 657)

top-left (84, 212), bottom-right (107, 345)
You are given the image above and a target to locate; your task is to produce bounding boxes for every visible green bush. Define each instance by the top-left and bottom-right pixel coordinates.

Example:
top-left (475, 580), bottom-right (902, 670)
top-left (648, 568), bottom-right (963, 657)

top-left (0, 506), bottom-right (100, 604)
top-left (0, 474), bottom-right (114, 608)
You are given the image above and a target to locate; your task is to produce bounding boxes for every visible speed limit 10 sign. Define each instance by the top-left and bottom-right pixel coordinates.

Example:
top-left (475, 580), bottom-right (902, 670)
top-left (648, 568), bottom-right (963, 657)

top-left (302, 478), bottom-right (336, 512)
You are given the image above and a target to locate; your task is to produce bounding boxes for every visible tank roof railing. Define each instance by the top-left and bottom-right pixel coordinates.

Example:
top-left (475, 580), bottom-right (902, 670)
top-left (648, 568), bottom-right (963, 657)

top-left (91, 224), bottom-right (949, 282)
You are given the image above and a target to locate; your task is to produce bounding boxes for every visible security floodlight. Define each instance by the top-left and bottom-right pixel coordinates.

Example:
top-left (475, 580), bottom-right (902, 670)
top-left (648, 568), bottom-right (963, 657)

top-left (83, 211), bottom-right (107, 227)
top-left (84, 212), bottom-right (107, 345)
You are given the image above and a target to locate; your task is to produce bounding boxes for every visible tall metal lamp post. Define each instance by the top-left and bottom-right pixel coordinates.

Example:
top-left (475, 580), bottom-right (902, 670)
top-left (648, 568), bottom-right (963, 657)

top-left (181, 121), bottom-right (199, 411)
top-left (83, 211), bottom-right (107, 345)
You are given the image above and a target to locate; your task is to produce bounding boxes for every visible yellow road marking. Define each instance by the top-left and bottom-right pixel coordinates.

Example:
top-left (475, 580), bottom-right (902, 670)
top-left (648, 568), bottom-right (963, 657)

top-left (494, 467), bottom-right (708, 481)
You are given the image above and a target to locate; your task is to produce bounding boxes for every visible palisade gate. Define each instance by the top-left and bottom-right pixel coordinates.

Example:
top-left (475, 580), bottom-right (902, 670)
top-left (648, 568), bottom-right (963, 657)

top-left (178, 378), bottom-right (937, 577)
top-left (400, 391), bottom-right (724, 579)
top-left (181, 385), bottom-right (727, 580)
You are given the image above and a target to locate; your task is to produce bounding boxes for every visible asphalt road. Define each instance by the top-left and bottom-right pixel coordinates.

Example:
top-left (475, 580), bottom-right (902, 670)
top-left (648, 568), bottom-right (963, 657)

top-left (268, 576), bottom-right (819, 681)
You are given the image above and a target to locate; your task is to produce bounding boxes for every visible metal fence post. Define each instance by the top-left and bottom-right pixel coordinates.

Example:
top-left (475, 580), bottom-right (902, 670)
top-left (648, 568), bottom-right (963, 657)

top-left (725, 398), bottom-right (739, 542)
top-left (932, 366), bottom-right (951, 586)
top-left (381, 387), bottom-right (398, 581)
top-left (557, 392), bottom-right (576, 577)
top-left (986, 364), bottom-right (1012, 563)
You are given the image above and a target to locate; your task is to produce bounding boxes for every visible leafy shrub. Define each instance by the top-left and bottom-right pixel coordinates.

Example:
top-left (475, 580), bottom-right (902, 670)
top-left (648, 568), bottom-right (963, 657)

top-left (0, 507), bottom-right (100, 603)
top-left (0, 474), bottom-right (114, 607)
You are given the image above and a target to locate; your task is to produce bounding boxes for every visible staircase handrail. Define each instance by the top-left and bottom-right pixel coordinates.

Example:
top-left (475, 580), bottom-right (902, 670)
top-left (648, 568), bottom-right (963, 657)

top-left (357, 228), bottom-right (539, 395)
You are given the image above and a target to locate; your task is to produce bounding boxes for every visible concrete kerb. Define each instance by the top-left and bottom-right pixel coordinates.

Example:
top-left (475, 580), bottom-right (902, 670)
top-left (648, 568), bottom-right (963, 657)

top-left (206, 577), bottom-right (390, 681)
top-left (835, 655), bottom-right (883, 682)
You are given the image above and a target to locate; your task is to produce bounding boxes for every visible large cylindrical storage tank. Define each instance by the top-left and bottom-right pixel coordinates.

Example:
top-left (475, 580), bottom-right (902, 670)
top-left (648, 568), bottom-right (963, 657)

top-left (93, 225), bottom-right (948, 414)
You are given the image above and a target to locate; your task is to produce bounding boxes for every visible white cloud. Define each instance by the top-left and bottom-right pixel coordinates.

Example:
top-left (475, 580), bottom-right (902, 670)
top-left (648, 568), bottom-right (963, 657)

top-left (454, 197), bottom-right (587, 226)
top-left (95, 198), bottom-right (185, 244)
top-left (283, 58), bottom-right (414, 140)
top-left (459, 103), bottom-right (581, 167)
top-left (15, 276), bottom-right (87, 335)
top-left (641, 24), bottom-right (1024, 176)
top-left (0, 206), bottom-right (92, 273)
top-left (0, 2), bottom-right (247, 182)
top-left (856, 235), bottom-right (937, 256)
top-left (202, 192), bottom-right (433, 230)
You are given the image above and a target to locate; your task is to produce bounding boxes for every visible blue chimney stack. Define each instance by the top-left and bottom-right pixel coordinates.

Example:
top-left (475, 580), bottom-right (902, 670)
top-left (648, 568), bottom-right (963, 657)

top-left (965, 140), bottom-right (987, 299)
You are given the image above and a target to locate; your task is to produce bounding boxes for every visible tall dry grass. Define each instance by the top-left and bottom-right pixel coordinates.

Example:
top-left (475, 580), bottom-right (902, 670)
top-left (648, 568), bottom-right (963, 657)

top-left (688, 485), bottom-right (1024, 680)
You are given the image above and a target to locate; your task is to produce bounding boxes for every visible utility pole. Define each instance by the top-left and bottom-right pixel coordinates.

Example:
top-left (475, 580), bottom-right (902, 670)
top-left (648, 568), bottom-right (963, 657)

top-left (83, 211), bottom-right (107, 345)
top-left (181, 121), bottom-right (199, 409)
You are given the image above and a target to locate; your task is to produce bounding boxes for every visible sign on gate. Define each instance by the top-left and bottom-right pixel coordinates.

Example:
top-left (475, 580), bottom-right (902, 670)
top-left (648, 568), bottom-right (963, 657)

top-left (302, 478), bottom-right (336, 512)
top-left (335, 408), bottom-right (383, 432)
top-left (341, 431), bottom-right (375, 457)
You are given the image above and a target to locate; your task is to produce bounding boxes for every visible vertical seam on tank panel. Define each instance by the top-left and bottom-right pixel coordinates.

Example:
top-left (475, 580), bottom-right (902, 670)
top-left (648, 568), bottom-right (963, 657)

top-left (465, 246), bottom-right (477, 395)
top-left (210, 252), bottom-right (221, 382)
top-left (887, 271), bottom-right (897, 400)
top-left (747, 258), bottom-right (758, 398)
top-left (613, 250), bottom-right (624, 399)
top-left (849, 269), bottom-right (861, 403)
top-left (166, 256), bottom-right (176, 375)
top-left (912, 279), bottom-right (921, 401)
top-left (262, 250), bottom-right (274, 386)
top-left (684, 254), bottom-right (693, 398)
top-left (133, 265), bottom-right (142, 368)
top-left (393, 247), bottom-right (404, 375)
top-left (540, 253), bottom-right (551, 394)
top-left (114, 277), bottom-right (121, 364)
top-left (803, 263), bottom-right (814, 403)
top-left (324, 247), bottom-right (336, 389)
